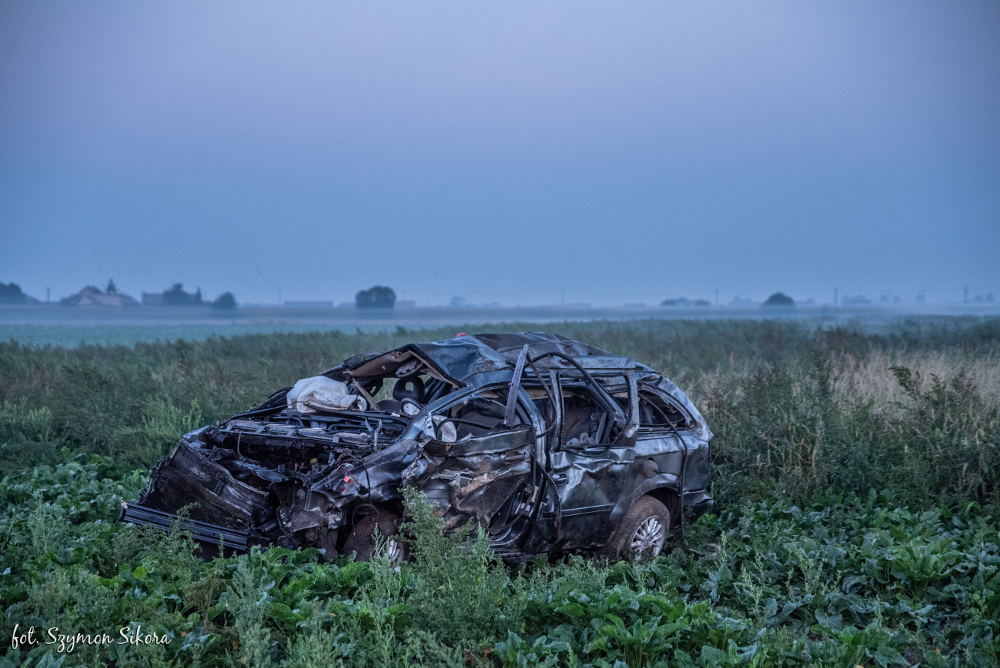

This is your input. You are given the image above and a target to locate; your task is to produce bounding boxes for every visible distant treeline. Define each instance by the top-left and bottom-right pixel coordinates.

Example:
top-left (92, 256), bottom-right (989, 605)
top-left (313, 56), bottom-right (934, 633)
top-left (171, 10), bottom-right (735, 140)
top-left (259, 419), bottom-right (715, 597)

top-left (0, 282), bottom-right (33, 304)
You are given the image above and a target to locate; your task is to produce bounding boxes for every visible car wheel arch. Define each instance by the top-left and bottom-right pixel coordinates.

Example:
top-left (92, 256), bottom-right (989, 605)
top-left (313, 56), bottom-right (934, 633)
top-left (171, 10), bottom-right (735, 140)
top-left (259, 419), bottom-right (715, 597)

top-left (608, 474), bottom-right (680, 534)
top-left (603, 494), bottom-right (673, 561)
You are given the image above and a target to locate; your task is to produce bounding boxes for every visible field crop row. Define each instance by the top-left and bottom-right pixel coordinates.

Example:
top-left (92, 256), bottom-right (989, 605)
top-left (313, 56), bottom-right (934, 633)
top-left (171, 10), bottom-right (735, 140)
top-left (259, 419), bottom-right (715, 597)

top-left (0, 458), bottom-right (996, 667)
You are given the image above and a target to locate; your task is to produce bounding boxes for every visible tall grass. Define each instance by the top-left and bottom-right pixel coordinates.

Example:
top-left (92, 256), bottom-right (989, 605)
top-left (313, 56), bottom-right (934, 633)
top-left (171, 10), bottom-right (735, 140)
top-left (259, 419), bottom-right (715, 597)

top-left (2, 317), bottom-right (998, 508)
top-left (703, 350), bottom-right (999, 508)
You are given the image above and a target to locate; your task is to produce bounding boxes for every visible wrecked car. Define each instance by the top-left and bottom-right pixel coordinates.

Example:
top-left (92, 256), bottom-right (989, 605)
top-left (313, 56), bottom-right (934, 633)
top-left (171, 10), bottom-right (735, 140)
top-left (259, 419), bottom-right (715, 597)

top-left (122, 332), bottom-right (713, 562)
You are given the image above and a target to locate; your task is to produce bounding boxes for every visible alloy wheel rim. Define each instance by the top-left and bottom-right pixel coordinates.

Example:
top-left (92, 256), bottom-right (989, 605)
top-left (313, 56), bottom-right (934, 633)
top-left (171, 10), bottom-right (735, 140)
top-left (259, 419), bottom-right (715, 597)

top-left (629, 516), bottom-right (665, 559)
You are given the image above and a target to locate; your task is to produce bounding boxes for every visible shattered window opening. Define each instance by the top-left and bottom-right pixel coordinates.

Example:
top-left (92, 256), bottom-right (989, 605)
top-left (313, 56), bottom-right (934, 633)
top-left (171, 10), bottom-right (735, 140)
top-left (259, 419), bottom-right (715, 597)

top-left (637, 390), bottom-right (693, 431)
top-left (437, 386), bottom-right (533, 440)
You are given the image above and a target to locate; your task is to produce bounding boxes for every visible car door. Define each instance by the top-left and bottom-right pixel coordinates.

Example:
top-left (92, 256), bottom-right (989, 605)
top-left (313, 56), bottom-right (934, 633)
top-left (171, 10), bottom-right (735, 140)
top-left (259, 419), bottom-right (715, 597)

top-left (402, 424), bottom-right (535, 533)
top-left (401, 379), bottom-right (542, 536)
top-left (546, 370), bottom-right (639, 549)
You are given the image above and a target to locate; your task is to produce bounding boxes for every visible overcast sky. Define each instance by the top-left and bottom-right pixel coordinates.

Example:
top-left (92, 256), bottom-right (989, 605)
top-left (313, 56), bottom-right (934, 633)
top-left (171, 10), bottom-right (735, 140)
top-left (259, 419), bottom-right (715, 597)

top-left (1, 1), bottom-right (997, 306)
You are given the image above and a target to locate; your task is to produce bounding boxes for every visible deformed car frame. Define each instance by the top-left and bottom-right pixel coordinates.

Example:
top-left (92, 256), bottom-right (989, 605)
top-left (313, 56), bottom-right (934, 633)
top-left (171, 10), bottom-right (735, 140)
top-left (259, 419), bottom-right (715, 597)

top-left (122, 332), bottom-right (713, 562)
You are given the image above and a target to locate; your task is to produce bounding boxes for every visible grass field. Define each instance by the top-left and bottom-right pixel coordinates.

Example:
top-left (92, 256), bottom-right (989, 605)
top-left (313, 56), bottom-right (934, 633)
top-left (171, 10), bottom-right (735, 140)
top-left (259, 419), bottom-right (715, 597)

top-left (1, 318), bottom-right (998, 667)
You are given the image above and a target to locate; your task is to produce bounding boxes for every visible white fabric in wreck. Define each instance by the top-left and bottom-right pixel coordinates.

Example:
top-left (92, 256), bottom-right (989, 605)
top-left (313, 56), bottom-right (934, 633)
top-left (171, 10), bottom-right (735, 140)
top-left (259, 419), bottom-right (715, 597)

top-left (286, 376), bottom-right (366, 413)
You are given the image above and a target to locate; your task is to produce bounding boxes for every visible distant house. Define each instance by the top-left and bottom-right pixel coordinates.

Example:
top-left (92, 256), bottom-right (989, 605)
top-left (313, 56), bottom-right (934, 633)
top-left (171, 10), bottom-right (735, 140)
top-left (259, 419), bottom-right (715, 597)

top-left (143, 284), bottom-right (203, 306)
top-left (62, 286), bottom-right (139, 307)
top-left (396, 300), bottom-right (416, 308)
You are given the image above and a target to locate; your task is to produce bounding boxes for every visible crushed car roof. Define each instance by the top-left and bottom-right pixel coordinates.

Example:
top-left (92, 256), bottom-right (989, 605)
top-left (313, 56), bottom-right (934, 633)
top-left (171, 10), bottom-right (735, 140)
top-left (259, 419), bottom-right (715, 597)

top-left (334, 332), bottom-right (647, 387)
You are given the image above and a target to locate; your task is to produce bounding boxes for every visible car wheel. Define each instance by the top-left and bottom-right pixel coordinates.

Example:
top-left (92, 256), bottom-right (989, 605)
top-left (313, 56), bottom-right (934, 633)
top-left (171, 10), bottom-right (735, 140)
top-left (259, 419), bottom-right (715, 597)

top-left (606, 496), bottom-right (671, 562)
top-left (342, 508), bottom-right (409, 567)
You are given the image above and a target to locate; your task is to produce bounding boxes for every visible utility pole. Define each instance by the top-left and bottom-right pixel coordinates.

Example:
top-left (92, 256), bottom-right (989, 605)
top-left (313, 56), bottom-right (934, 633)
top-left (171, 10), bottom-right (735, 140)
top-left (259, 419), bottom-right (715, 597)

top-left (834, 288), bottom-right (838, 307)
top-left (715, 289), bottom-right (719, 305)
top-left (46, 287), bottom-right (50, 303)
top-left (561, 289), bottom-right (565, 307)
top-left (964, 285), bottom-right (969, 303)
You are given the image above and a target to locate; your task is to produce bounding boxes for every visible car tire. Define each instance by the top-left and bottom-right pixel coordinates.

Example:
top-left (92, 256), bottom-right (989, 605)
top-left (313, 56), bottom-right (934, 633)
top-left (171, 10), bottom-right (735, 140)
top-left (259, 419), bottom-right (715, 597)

top-left (342, 508), bottom-right (409, 566)
top-left (605, 495), bottom-right (671, 562)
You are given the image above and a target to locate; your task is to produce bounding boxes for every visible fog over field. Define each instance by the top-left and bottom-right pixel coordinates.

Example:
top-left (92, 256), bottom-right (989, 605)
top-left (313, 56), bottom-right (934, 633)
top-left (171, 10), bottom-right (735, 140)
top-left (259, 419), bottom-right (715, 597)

top-left (1, 1), bottom-right (998, 307)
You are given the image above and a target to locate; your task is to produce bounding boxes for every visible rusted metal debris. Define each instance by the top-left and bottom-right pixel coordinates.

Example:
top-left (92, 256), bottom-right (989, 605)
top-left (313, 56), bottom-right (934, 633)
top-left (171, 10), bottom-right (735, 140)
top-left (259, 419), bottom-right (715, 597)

top-left (123, 332), bottom-right (713, 562)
